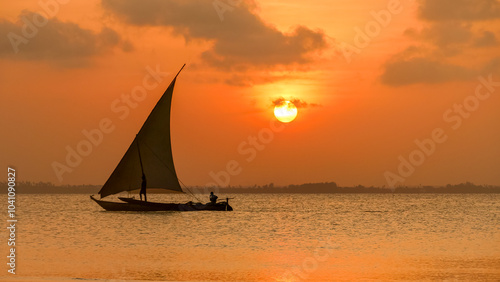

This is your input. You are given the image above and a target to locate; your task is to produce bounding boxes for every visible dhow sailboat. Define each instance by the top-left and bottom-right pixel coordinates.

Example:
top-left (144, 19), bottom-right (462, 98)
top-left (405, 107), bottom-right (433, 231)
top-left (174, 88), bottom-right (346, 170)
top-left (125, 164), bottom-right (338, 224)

top-left (91, 64), bottom-right (232, 211)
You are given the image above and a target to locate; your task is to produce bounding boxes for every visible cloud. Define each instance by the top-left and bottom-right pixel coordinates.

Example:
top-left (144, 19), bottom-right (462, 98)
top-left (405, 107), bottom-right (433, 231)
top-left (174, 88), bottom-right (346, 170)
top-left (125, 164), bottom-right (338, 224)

top-left (0, 10), bottom-right (133, 67)
top-left (381, 0), bottom-right (500, 86)
top-left (416, 0), bottom-right (500, 51)
top-left (419, 22), bottom-right (473, 47)
top-left (474, 30), bottom-right (498, 47)
top-left (482, 57), bottom-right (500, 73)
top-left (102, 0), bottom-right (328, 70)
top-left (271, 97), bottom-right (320, 108)
top-left (419, 0), bottom-right (500, 21)
top-left (381, 57), bottom-right (474, 86)
top-left (403, 22), bottom-right (475, 57)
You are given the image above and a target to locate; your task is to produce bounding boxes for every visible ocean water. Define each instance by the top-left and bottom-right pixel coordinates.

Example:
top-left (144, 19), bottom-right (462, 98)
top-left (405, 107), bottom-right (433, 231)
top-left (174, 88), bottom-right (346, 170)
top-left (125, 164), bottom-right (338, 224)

top-left (2, 193), bottom-right (499, 281)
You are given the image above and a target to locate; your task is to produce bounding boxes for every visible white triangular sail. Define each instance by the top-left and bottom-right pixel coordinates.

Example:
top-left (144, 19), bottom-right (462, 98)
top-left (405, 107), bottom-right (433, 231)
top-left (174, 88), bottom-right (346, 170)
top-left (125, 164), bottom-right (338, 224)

top-left (98, 65), bottom-right (185, 198)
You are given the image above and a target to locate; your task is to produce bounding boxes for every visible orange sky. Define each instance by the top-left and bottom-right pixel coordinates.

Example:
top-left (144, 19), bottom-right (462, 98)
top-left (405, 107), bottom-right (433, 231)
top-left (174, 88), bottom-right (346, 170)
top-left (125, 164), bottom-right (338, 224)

top-left (1, 0), bottom-right (499, 188)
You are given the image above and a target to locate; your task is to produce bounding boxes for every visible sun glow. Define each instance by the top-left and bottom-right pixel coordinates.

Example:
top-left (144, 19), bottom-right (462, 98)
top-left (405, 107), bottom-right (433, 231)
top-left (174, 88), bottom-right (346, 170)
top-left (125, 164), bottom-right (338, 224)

top-left (274, 101), bottom-right (298, 123)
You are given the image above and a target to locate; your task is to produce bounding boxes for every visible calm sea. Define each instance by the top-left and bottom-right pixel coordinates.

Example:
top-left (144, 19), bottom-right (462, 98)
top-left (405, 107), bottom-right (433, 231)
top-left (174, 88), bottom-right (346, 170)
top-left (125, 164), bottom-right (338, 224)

top-left (2, 193), bottom-right (499, 281)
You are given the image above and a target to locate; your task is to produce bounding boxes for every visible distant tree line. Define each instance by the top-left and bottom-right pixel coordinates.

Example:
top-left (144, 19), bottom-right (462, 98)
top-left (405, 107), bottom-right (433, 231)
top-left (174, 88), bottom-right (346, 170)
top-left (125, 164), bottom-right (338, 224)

top-left (0, 181), bottom-right (499, 194)
top-left (191, 181), bottom-right (500, 194)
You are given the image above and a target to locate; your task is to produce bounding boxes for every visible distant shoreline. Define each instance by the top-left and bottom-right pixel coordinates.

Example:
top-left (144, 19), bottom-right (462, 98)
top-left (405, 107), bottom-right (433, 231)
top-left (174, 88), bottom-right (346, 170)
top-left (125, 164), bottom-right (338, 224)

top-left (1, 181), bottom-right (499, 194)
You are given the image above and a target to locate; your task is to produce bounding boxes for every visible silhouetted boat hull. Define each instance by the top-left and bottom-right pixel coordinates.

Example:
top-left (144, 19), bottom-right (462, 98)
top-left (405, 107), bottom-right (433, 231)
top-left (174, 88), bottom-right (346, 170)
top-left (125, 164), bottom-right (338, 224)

top-left (90, 195), bottom-right (232, 211)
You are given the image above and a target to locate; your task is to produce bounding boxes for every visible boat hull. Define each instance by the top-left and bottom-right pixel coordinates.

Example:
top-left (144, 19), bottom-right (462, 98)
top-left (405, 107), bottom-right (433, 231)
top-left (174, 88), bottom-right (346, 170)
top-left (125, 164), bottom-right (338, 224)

top-left (90, 195), bottom-right (233, 211)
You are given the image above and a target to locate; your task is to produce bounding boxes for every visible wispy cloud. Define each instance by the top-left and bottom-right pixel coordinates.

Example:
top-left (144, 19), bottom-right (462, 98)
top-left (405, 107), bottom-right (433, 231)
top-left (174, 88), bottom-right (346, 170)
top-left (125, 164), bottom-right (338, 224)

top-left (418, 0), bottom-right (500, 21)
top-left (381, 57), bottom-right (474, 86)
top-left (271, 97), bottom-right (320, 108)
top-left (0, 10), bottom-right (133, 67)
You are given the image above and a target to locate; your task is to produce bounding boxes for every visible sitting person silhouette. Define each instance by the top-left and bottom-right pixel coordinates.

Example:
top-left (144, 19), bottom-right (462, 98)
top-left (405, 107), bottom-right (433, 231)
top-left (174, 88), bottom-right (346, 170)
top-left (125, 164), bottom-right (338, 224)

top-left (209, 191), bottom-right (218, 204)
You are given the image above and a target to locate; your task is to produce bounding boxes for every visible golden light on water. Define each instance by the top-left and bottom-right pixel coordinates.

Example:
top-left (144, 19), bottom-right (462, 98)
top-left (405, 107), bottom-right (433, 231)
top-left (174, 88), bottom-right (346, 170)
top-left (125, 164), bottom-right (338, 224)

top-left (274, 101), bottom-right (298, 123)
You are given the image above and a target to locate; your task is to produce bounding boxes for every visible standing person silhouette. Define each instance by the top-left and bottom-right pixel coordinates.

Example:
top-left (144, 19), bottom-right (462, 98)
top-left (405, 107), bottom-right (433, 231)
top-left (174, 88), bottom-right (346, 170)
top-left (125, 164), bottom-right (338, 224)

top-left (140, 174), bottom-right (147, 202)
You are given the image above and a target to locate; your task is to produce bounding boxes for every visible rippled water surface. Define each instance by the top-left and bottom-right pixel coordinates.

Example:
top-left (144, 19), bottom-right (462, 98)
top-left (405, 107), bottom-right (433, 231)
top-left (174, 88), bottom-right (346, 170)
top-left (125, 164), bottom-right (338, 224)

top-left (3, 194), bottom-right (500, 281)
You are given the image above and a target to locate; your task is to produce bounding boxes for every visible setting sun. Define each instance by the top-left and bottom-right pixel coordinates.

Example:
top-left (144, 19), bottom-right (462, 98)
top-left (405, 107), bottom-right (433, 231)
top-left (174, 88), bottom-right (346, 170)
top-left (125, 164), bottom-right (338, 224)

top-left (274, 101), bottom-right (298, 123)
